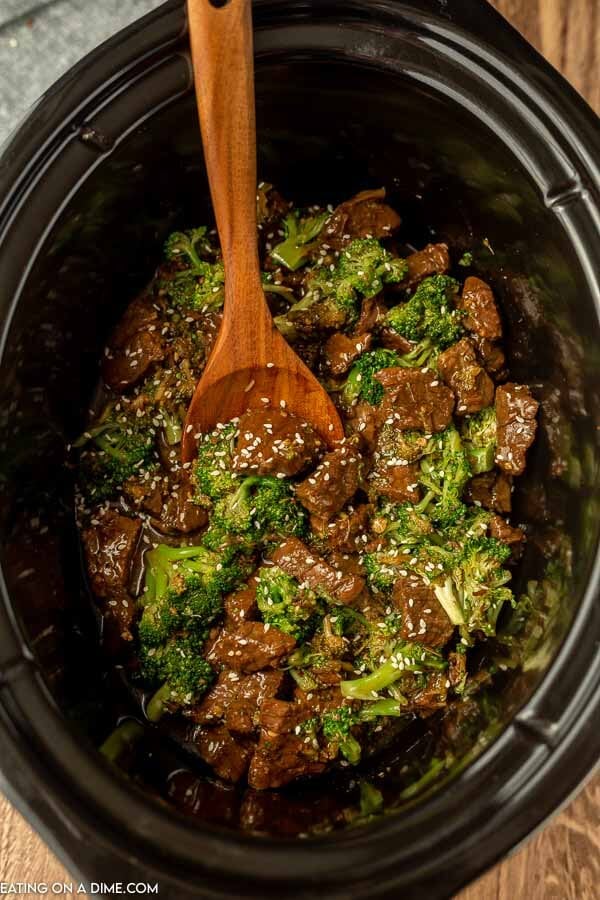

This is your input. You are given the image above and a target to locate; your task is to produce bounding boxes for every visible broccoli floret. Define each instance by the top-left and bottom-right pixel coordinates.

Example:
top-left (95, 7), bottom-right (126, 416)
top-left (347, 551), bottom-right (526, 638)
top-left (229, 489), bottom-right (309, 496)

top-left (76, 408), bottom-right (156, 502)
top-left (256, 565), bottom-right (322, 641)
top-left (193, 422), bottom-right (239, 507)
top-left (274, 238), bottom-right (406, 338)
top-left (419, 426), bottom-right (472, 526)
top-left (342, 348), bottom-right (401, 406)
top-left (321, 706), bottom-right (362, 764)
top-left (458, 251), bottom-right (473, 267)
top-left (341, 641), bottom-right (447, 701)
top-left (393, 337), bottom-right (440, 370)
top-left (461, 406), bottom-right (497, 474)
top-left (139, 542), bottom-right (247, 647)
top-left (375, 423), bottom-right (432, 465)
top-left (386, 274), bottom-right (463, 349)
top-left (162, 227), bottom-right (225, 311)
top-left (142, 631), bottom-right (214, 721)
top-left (270, 211), bottom-right (328, 271)
top-left (371, 501), bottom-right (434, 546)
top-left (207, 475), bottom-right (307, 546)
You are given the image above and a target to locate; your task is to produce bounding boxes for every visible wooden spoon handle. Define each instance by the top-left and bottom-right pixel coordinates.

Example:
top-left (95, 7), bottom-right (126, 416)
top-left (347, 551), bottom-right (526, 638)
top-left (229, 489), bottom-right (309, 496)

top-left (187, 0), bottom-right (262, 296)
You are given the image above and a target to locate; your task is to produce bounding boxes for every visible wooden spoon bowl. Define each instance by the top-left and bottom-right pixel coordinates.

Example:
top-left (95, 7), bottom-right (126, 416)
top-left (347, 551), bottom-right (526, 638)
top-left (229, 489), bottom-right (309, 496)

top-left (182, 0), bottom-right (343, 461)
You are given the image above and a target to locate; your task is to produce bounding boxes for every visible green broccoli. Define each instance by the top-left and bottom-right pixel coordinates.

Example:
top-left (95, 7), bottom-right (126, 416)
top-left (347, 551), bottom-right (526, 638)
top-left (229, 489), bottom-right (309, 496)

top-left (460, 406), bottom-right (497, 474)
top-left (162, 227), bottom-right (225, 311)
top-left (341, 348), bottom-right (401, 406)
top-left (321, 705), bottom-right (362, 764)
top-left (274, 238), bottom-right (407, 338)
top-left (256, 565), bottom-right (323, 641)
top-left (205, 475), bottom-right (307, 548)
top-left (75, 407), bottom-right (156, 502)
top-left (370, 501), bottom-right (434, 547)
top-left (138, 542), bottom-right (247, 647)
top-left (142, 631), bottom-right (215, 721)
top-left (386, 274), bottom-right (463, 349)
top-left (270, 211), bottom-right (328, 270)
top-left (341, 641), bottom-right (447, 701)
top-left (193, 422), bottom-right (239, 507)
top-left (458, 251), bottom-right (473, 267)
top-left (418, 426), bottom-right (472, 526)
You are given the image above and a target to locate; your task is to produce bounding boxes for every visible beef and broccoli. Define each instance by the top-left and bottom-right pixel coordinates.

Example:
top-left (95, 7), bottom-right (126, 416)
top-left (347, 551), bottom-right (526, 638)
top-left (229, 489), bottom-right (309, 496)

top-left (76, 185), bottom-right (540, 799)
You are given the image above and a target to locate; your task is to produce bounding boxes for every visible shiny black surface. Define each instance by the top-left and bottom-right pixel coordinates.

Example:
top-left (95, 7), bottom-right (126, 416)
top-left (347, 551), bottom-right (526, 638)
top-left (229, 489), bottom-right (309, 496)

top-left (0, 0), bottom-right (599, 896)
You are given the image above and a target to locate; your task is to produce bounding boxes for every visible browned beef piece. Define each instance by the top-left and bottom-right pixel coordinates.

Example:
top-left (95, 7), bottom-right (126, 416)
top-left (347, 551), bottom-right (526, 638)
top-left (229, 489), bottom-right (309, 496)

top-left (326, 551), bottom-right (366, 579)
top-left (271, 537), bottom-right (365, 605)
top-left (102, 295), bottom-right (164, 391)
top-left (344, 402), bottom-right (379, 451)
top-left (295, 442), bottom-right (362, 518)
top-left (310, 504), bottom-right (371, 553)
top-left (409, 672), bottom-right (448, 715)
top-left (124, 472), bottom-right (207, 533)
top-left (495, 383), bottom-right (539, 475)
top-left (354, 295), bottom-right (388, 333)
top-left (257, 184), bottom-right (289, 229)
top-left (379, 326), bottom-right (414, 353)
top-left (196, 724), bottom-right (254, 783)
top-left (402, 243), bottom-right (450, 289)
top-left (392, 574), bottom-right (454, 648)
top-left (448, 652), bottom-right (467, 690)
top-left (322, 188), bottom-right (401, 246)
top-left (192, 670), bottom-right (286, 735)
top-left (368, 459), bottom-right (421, 504)
top-left (206, 621), bottom-right (296, 673)
top-left (224, 582), bottom-right (258, 628)
top-left (293, 686), bottom-right (344, 715)
top-left (82, 510), bottom-right (141, 598)
top-left (489, 514), bottom-right (525, 548)
top-left (375, 368), bottom-right (455, 433)
top-left (248, 699), bottom-right (332, 789)
top-left (472, 336), bottom-right (508, 381)
top-left (81, 510), bottom-right (141, 653)
top-left (123, 473), bottom-right (165, 517)
top-left (233, 408), bottom-right (322, 477)
top-left (437, 338), bottom-right (495, 415)
top-left (460, 276), bottom-right (502, 340)
top-left (323, 332), bottom-right (372, 375)
top-left (465, 470), bottom-right (513, 513)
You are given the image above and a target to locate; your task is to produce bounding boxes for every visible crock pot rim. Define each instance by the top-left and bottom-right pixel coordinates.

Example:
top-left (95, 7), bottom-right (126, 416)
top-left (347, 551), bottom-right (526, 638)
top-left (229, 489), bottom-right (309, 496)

top-left (0, 1), bottom-right (599, 896)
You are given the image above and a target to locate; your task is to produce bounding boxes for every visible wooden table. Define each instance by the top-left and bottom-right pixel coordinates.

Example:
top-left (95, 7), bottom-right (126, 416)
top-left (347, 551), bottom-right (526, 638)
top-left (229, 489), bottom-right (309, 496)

top-left (1, 1), bottom-right (599, 897)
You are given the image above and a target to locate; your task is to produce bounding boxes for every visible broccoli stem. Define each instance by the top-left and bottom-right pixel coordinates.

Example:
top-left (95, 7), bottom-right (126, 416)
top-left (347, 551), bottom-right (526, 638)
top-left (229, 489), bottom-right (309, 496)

top-left (361, 697), bottom-right (407, 718)
top-left (433, 577), bottom-right (465, 625)
top-left (341, 642), bottom-right (447, 701)
top-left (146, 681), bottom-right (172, 722)
top-left (340, 734), bottom-right (362, 764)
top-left (100, 719), bottom-right (145, 764)
top-left (399, 756), bottom-right (449, 800)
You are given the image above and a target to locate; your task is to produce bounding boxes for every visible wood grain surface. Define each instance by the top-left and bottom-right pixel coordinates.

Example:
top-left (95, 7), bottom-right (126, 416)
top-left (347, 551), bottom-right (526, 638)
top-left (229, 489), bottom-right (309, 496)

top-left (0, 1), bottom-right (599, 898)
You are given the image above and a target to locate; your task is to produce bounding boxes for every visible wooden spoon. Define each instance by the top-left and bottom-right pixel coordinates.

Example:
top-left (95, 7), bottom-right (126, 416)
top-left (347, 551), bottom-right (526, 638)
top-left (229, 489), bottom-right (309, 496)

top-left (182, 0), bottom-right (344, 462)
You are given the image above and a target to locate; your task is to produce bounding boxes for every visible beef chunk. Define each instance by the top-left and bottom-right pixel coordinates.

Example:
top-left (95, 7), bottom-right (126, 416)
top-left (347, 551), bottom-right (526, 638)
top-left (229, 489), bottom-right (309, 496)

top-left (344, 402), bottom-right (379, 451)
top-left (310, 504), bottom-right (371, 553)
top-left (392, 574), bottom-right (454, 648)
top-left (156, 474), bottom-right (208, 533)
top-left (379, 326), bottom-right (414, 353)
top-left (196, 724), bottom-right (253, 783)
top-left (123, 473), bottom-right (165, 517)
top-left (460, 276), bottom-right (502, 340)
top-left (354, 295), bottom-right (388, 333)
top-left (323, 188), bottom-right (401, 245)
top-left (448, 652), bottom-right (467, 690)
top-left (248, 699), bottom-right (332, 789)
top-left (437, 338), bottom-right (495, 415)
top-left (233, 408), bottom-right (322, 477)
top-left (295, 442), bottom-right (362, 518)
top-left (224, 582), bottom-right (258, 628)
top-left (465, 470), bottom-right (513, 513)
top-left (489, 514), bottom-right (525, 548)
top-left (271, 537), bottom-right (365, 605)
top-left (102, 296), bottom-right (164, 391)
top-left (293, 686), bottom-right (343, 716)
top-left (82, 510), bottom-right (140, 598)
top-left (472, 336), bottom-right (507, 381)
top-left (323, 332), bottom-right (372, 375)
top-left (368, 459), bottom-right (421, 504)
top-left (402, 243), bottom-right (450, 289)
top-left (207, 621), bottom-right (296, 673)
top-left (409, 672), bottom-right (448, 715)
top-left (192, 669), bottom-right (286, 735)
top-left (495, 383), bottom-right (539, 475)
top-left (375, 368), bottom-right (455, 433)
top-left (81, 510), bottom-right (141, 653)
